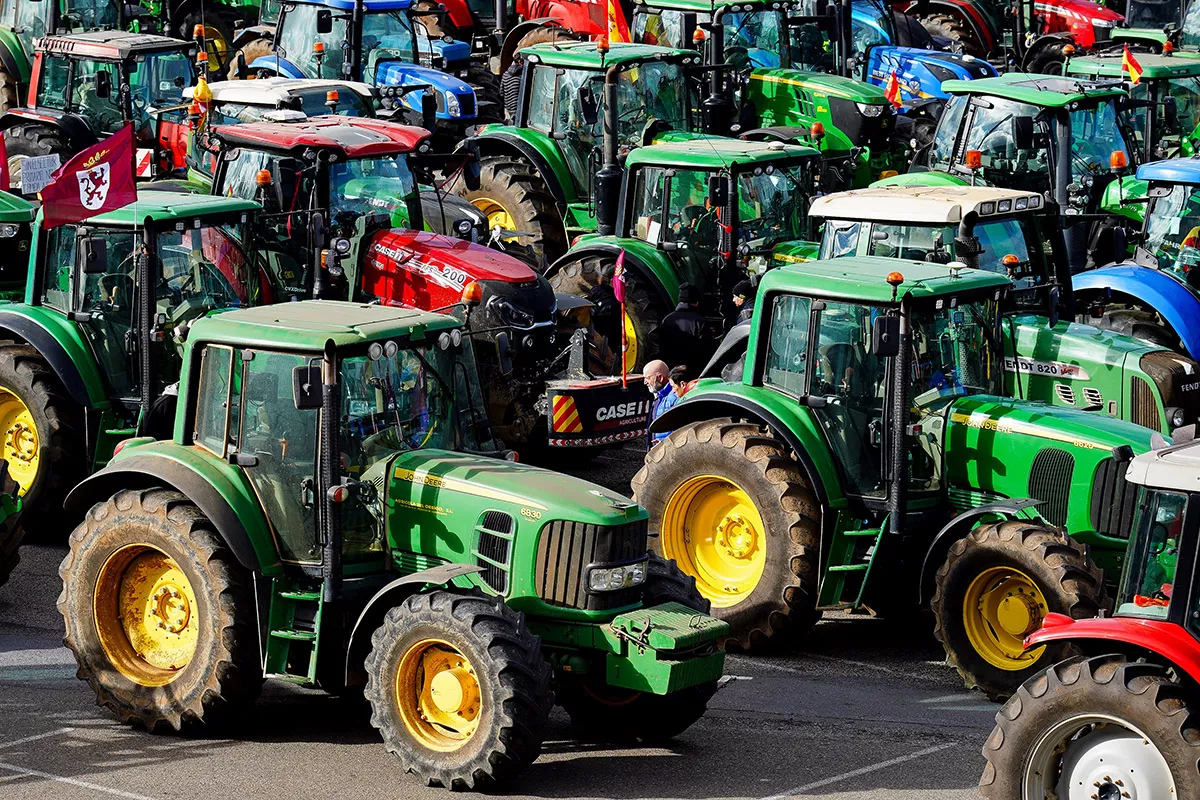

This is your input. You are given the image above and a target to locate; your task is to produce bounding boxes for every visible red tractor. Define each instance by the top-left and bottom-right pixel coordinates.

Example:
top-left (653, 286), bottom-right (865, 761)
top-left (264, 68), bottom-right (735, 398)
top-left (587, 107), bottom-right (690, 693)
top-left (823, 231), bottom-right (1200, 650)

top-left (979, 436), bottom-right (1200, 798)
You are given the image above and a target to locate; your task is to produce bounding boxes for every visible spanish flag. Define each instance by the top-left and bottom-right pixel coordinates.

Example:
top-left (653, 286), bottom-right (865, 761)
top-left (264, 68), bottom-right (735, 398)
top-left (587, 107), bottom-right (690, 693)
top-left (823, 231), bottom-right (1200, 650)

top-left (608, 0), bottom-right (630, 43)
top-left (884, 71), bottom-right (903, 108)
top-left (1122, 45), bottom-right (1143, 85)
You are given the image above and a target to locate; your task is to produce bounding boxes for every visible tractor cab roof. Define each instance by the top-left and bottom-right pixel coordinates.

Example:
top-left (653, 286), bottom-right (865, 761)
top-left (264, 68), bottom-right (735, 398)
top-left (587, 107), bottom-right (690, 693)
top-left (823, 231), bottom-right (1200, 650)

top-left (189, 300), bottom-right (460, 352)
top-left (0, 191), bottom-right (35, 224)
top-left (36, 30), bottom-right (193, 60)
top-left (626, 137), bottom-right (818, 170)
top-left (212, 116), bottom-right (429, 156)
top-left (520, 40), bottom-right (698, 69)
top-left (33, 191), bottom-right (260, 228)
top-left (185, 78), bottom-right (376, 107)
top-left (1125, 438), bottom-right (1200, 492)
top-left (1067, 51), bottom-right (1200, 79)
top-left (286, 0), bottom-right (415, 9)
top-left (761, 255), bottom-right (1010, 304)
top-left (942, 73), bottom-right (1127, 107)
top-left (809, 185), bottom-right (1046, 224)
top-left (1137, 157), bottom-right (1200, 184)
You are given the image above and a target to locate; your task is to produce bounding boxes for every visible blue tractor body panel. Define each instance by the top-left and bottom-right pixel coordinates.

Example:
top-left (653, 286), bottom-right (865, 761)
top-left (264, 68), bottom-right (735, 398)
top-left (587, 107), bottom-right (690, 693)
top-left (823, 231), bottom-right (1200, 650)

top-left (1074, 266), bottom-right (1200, 361)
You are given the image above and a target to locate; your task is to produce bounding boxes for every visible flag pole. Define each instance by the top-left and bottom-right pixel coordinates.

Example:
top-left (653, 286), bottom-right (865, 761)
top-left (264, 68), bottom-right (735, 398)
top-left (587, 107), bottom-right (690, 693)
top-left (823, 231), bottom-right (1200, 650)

top-left (613, 248), bottom-right (628, 388)
top-left (620, 297), bottom-right (628, 388)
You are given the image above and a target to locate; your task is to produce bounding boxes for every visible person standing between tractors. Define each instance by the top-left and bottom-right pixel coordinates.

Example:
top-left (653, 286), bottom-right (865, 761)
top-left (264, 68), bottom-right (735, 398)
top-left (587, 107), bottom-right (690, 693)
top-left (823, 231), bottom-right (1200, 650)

top-left (732, 280), bottom-right (757, 326)
top-left (644, 359), bottom-right (672, 448)
top-left (659, 282), bottom-right (715, 373)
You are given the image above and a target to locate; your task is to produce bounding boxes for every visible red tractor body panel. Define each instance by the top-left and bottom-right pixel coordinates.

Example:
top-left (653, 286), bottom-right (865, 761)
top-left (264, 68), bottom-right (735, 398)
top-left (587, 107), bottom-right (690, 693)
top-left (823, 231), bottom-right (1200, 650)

top-left (1027, 612), bottom-right (1200, 684)
top-left (1034, 0), bottom-right (1123, 47)
top-left (213, 118), bottom-right (431, 156)
top-left (515, 0), bottom-right (607, 36)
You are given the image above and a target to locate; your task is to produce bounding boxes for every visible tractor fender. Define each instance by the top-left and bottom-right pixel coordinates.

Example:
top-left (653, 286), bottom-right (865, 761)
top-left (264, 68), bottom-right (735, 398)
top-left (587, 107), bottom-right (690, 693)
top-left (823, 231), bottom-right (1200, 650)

top-left (465, 127), bottom-right (572, 209)
top-left (246, 55), bottom-right (305, 79)
top-left (498, 18), bottom-right (568, 74)
top-left (62, 451), bottom-right (280, 575)
top-left (1072, 266), bottom-right (1200, 361)
top-left (0, 29), bottom-right (29, 91)
top-left (873, 169), bottom-right (969, 187)
top-left (545, 242), bottom-right (675, 311)
top-left (650, 391), bottom-right (836, 506)
top-left (1024, 614), bottom-right (1200, 684)
top-left (343, 563), bottom-right (485, 684)
top-left (918, 498), bottom-right (1044, 604)
top-left (0, 109), bottom-right (97, 151)
top-left (740, 126), bottom-right (815, 144)
top-left (0, 308), bottom-right (109, 408)
top-left (1019, 33), bottom-right (1075, 72)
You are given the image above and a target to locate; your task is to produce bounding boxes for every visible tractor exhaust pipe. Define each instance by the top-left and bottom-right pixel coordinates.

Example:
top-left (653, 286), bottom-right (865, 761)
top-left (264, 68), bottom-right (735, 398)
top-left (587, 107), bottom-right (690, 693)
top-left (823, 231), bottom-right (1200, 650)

top-left (888, 296), bottom-right (910, 536)
top-left (702, 7), bottom-right (732, 135)
top-left (595, 64), bottom-right (622, 236)
top-left (319, 340), bottom-right (342, 602)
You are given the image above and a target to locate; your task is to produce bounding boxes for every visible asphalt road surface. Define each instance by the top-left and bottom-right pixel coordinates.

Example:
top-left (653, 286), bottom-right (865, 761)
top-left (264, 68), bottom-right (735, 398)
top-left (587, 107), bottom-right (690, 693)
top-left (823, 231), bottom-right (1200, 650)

top-left (0, 443), bottom-right (1000, 799)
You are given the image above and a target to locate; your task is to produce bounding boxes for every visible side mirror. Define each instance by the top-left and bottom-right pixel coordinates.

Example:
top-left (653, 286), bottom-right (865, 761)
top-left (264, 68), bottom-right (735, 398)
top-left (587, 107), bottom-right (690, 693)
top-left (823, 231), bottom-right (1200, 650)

top-left (495, 331), bottom-right (513, 375)
top-left (708, 174), bottom-right (729, 207)
top-left (292, 364), bottom-right (323, 410)
top-left (1012, 116), bottom-right (1035, 150)
top-left (870, 314), bottom-right (900, 357)
top-left (578, 83), bottom-right (599, 126)
top-left (95, 70), bottom-right (112, 100)
top-left (80, 237), bottom-right (108, 274)
top-left (1164, 95), bottom-right (1179, 130)
top-left (316, 9), bottom-right (333, 34)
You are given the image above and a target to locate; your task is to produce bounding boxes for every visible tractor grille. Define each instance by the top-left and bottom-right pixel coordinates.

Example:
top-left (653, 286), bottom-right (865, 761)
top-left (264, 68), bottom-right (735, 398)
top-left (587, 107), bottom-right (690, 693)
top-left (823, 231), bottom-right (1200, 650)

top-left (1028, 448), bottom-right (1074, 528)
top-left (1140, 351), bottom-right (1200, 431)
top-left (473, 511), bottom-right (514, 594)
top-left (1090, 456), bottom-right (1139, 539)
top-left (828, 96), bottom-right (893, 153)
top-left (534, 518), bottom-right (648, 610)
top-left (457, 92), bottom-right (476, 118)
top-left (1130, 376), bottom-right (1162, 432)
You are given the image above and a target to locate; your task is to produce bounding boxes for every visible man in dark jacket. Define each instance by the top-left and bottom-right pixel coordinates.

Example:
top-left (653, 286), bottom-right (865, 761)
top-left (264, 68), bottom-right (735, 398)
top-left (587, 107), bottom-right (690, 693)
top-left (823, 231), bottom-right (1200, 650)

top-left (732, 279), bottom-right (756, 326)
top-left (658, 283), bottom-right (715, 372)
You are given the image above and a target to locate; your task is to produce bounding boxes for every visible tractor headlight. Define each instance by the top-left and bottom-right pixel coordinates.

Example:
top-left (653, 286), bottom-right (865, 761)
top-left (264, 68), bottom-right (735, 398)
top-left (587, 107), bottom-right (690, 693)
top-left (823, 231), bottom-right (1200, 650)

top-left (856, 102), bottom-right (885, 117)
top-left (444, 90), bottom-right (461, 116)
top-left (1168, 405), bottom-right (1188, 428)
top-left (587, 559), bottom-right (649, 592)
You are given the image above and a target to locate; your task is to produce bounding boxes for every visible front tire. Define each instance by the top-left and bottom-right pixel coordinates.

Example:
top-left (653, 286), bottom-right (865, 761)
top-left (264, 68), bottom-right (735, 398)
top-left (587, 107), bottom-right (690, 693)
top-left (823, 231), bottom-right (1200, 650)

top-left (5, 125), bottom-right (71, 197)
top-left (58, 488), bottom-right (262, 731)
top-left (452, 156), bottom-right (567, 267)
top-left (632, 419), bottom-right (821, 651)
top-left (364, 590), bottom-right (552, 790)
top-left (980, 655), bottom-right (1200, 799)
top-left (931, 520), bottom-right (1106, 701)
top-left (917, 13), bottom-right (982, 56)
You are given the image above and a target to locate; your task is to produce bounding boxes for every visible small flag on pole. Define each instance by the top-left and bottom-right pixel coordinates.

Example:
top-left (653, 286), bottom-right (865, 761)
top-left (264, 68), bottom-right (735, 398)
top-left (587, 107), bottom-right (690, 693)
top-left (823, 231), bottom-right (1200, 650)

top-left (39, 124), bottom-right (137, 228)
top-left (607, 0), bottom-right (631, 43)
top-left (613, 250), bottom-right (628, 386)
top-left (884, 71), bottom-right (903, 108)
top-left (1122, 45), bottom-right (1144, 85)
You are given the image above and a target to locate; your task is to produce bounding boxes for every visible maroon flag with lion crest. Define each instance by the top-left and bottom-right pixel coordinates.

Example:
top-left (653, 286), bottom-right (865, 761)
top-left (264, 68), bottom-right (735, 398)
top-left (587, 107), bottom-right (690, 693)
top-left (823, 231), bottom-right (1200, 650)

top-left (40, 124), bottom-right (136, 229)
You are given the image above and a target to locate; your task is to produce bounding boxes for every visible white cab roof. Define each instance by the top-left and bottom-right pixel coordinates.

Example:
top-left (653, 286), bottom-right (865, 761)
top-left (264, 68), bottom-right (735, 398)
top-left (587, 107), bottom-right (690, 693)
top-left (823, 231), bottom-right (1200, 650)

top-left (184, 78), bottom-right (375, 105)
top-left (1127, 438), bottom-right (1200, 493)
top-left (809, 185), bottom-right (1044, 225)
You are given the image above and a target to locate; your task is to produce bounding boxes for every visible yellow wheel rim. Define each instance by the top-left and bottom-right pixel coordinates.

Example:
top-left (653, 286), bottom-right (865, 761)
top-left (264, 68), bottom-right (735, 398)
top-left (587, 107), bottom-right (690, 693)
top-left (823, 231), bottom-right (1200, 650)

top-left (0, 389), bottom-right (39, 495)
top-left (396, 639), bottom-right (482, 752)
top-left (470, 197), bottom-right (520, 243)
top-left (661, 475), bottom-right (766, 608)
top-left (93, 545), bottom-right (200, 687)
top-left (200, 25), bottom-right (230, 73)
top-left (623, 313), bottom-right (639, 373)
top-left (962, 566), bottom-right (1048, 671)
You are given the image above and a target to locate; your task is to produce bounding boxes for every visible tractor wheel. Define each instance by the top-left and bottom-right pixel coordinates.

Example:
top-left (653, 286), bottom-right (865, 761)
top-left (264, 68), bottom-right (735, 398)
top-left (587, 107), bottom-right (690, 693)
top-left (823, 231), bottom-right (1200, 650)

top-left (364, 590), bottom-right (552, 790)
top-left (642, 553), bottom-right (710, 613)
top-left (177, 10), bottom-right (235, 80)
top-left (452, 156), bottom-right (567, 267)
top-left (5, 124), bottom-right (70, 197)
top-left (1025, 43), bottom-right (1071, 76)
top-left (0, 345), bottom-right (84, 543)
top-left (917, 13), bottom-right (982, 56)
top-left (0, 64), bottom-right (19, 116)
top-left (0, 499), bottom-right (18, 588)
top-left (556, 678), bottom-right (716, 743)
top-left (931, 520), bottom-right (1106, 701)
top-left (226, 37), bottom-right (274, 80)
top-left (979, 655), bottom-right (1200, 799)
top-left (58, 488), bottom-right (262, 730)
top-left (1080, 303), bottom-right (1180, 351)
top-left (547, 255), bottom-right (663, 373)
top-left (631, 419), bottom-right (821, 651)
top-left (468, 64), bottom-right (504, 125)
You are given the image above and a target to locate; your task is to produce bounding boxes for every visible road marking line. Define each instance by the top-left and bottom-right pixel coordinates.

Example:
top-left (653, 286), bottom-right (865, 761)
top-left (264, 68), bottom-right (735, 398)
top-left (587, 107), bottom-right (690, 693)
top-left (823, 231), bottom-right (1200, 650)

top-left (0, 761), bottom-right (158, 800)
top-left (757, 741), bottom-right (957, 799)
top-left (804, 654), bottom-right (947, 682)
top-left (0, 728), bottom-right (72, 751)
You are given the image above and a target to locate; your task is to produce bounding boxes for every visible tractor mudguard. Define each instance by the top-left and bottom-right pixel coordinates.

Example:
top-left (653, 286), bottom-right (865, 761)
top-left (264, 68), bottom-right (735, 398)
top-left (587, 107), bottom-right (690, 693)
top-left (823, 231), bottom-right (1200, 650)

top-left (0, 307), bottom-right (109, 408)
top-left (1100, 176), bottom-right (1148, 224)
top-left (343, 563), bottom-right (485, 683)
top-left (547, 242), bottom-right (675, 310)
top-left (918, 498), bottom-right (1044, 604)
top-left (0, 29), bottom-right (29, 91)
top-left (649, 390), bottom-right (837, 506)
top-left (740, 125), bottom-right (816, 144)
top-left (1072, 266), bottom-right (1200, 360)
top-left (1020, 33), bottom-right (1074, 72)
top-left (1025, 613), bottom-right (1200, 683)
top-left (246, 55), bottom-right (304, 78)
top-left (699, 321), bottom-right (751, 379)
top-left (465, 127), bottom-right (573, 208)
top-left (63, 450), bottom-right (280, 575)
top-left (0, 109), bottom-right (96, 151)
top-left (498, 19), bottom-right (568, 74)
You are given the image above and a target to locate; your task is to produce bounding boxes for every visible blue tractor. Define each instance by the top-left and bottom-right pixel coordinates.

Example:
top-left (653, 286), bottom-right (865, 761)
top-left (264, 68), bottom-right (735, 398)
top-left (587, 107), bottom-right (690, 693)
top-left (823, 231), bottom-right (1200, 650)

top-left (229, 0), bottom-right (500, 140)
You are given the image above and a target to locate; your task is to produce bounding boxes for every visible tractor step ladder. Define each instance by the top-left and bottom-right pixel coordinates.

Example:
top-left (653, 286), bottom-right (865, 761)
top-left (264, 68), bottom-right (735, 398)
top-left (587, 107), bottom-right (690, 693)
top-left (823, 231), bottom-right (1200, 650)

top-left (264, 580), bottom-right (324, 685)
top-left (816, 525), bottom-right (885, 609)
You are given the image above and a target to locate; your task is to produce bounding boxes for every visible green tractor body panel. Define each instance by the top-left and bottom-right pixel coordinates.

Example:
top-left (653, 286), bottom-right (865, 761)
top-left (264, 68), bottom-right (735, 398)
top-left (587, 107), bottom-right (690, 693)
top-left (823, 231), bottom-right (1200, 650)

top-left (1101, 175), bottom-right (1149, 222)
top-left (771, 239), bottom-right (819, 264)
top-left (471, 123), bottom-right (580, 208)
top-left (0, 190), bottom-right (34, 222)
top-left (0, 191), bottom-right (36, 299)
top-left (871, 170), bottom-right (972, 188)
top-left (1067, 52), bottom-right (1200, 80)
top-left (71, 192), bottom-right (261, 225)
top-left (572, 234), bottom-right (683, 299)
top-left (522, 41), bottom-right (693, 69)
top-left (624, 136), bottom-right (819, 169)
top-left (0, 26), bottom-right (31, 86)
top-left (0, 301), bottom-right (112, 407)
top-left (755, 253), bottom-right (1010, 302)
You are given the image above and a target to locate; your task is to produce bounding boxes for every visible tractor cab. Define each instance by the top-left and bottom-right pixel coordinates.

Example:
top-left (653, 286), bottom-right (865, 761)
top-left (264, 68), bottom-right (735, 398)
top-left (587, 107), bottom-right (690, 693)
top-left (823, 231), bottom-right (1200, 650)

top-left (1, 31), bottom-right (198, 193)
top-left (1129, 158), bottom-right (1200, 281)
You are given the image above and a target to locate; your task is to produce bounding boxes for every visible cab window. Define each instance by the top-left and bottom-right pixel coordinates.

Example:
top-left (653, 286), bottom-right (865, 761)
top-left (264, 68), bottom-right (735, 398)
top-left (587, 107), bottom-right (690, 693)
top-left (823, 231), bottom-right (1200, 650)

top-left (1120, 488), bottom-right (1187, 620)
top-left (194, 345), bottom-right (235, 456)
top-left (629, 167), bottom-right (666, 244)
top-left (41, 225), bottom-right (76, 311)
top-left (525, 65), bottom-right (555, 132)
top-left (763, 294), bottom-right (811, 396)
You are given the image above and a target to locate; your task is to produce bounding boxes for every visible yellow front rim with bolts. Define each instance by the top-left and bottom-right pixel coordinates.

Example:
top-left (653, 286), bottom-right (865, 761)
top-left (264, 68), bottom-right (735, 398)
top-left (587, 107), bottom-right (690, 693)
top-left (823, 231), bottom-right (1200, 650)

top-left (0, 389), bottom-right (38, 494)
top-left (962, 566), bottom-right (1048, 671)
top-left (396, 639), bottom-right (482, 752)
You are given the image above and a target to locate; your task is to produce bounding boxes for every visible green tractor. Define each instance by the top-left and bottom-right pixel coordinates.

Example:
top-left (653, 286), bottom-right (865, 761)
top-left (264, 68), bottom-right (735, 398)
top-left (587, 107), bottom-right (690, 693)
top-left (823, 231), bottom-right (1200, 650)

top-left (632, 257), bottom-right (1160, 699)
top-left (547, 136), bottom-right (820, 371)
top-left (58, 299), bottom-right (727, 787)
top-left (807, 183), bottom-right (1200, 435)
top-left (0, 191), bottom-right (262, 568)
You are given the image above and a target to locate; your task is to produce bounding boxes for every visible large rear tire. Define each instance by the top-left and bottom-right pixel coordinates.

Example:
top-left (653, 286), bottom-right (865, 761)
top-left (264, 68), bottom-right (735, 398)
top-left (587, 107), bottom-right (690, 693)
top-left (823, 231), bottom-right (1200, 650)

top-left (0, 64), bottom-right (19, 116)
top-left (452, 156), bottom-right (567, 267)
top-left (226, 37), bottom-right (275, 80)
top-left (364, 590), bottom-right (552, 790)
top-left (58, 488), bottom-right (262, 731)
top-left (931, 520), bottom-right (1106, 701)
top-left (979, 655), bottom-right (1200, 799)
top-left (467, 64), bottom-right (504, 125)
top-left (177, 10), bottom-right (235, 79)
top-left (632, 419), bottom-right (821, 651)
top-left (917, 13), bottom-right (982, 56)
top-left (5, 124), bottom-right (70, 197)
top-left (1078, 302), bottom-right (1180, 351)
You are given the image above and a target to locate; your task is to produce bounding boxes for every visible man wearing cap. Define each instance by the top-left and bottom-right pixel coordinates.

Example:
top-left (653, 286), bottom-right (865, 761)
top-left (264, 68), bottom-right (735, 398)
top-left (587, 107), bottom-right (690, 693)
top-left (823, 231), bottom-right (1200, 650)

top-left (732, 280), bottom-right (756, 326)
top-left (658, 282), bottom-right (714, 372)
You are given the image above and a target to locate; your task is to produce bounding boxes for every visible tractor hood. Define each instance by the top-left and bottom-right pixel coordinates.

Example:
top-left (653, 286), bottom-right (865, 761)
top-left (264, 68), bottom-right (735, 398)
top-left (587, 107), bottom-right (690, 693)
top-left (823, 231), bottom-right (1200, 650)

top-left (943, 395), bottom-right (1157, 455)
top-left (419, 36), bottom-right (471, 66)
top-left (374, 62), bottom-right (475, 118)
top-left (868, 47), bottom-right (997, 102)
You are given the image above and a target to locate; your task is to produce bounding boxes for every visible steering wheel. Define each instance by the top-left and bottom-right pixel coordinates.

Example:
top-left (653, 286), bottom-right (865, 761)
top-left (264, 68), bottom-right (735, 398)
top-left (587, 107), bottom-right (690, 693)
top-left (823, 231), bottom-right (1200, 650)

top-left (724, 45), bottom-right (751, 71)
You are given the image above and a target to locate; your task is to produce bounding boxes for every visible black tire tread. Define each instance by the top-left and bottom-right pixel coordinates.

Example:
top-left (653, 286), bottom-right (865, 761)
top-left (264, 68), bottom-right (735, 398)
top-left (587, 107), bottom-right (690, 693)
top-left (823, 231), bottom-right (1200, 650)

top-left (451, 156), bottom-right (567, 267)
